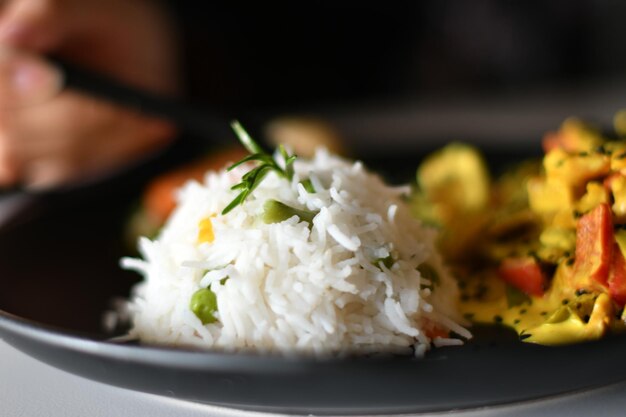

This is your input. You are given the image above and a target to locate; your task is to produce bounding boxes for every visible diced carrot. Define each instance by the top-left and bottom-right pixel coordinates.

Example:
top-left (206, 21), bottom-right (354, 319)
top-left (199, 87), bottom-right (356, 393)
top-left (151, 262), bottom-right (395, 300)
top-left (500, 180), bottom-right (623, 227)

top-left (197, 217), bottom-right (216, 244)
top-left (425, 326), bottom-right (450, 340)
top-left (142, 147), bottom-right (247, 224)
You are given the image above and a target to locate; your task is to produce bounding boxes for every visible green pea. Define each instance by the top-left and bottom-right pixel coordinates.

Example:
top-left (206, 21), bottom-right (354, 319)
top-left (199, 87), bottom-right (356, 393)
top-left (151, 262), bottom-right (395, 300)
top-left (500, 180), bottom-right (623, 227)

top-left (262, 199), bottom-right (316, 225)
top-left (373, 255), bottom-right (395, 270)
top-left (190, 288), bottom-right (218, 324)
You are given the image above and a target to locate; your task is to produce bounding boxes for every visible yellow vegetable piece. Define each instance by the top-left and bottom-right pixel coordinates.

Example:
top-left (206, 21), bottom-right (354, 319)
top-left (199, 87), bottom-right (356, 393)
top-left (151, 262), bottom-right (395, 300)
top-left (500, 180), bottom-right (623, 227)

top-left (607, 141), bottom-right (626, 172)
top-left (523, 293), bottom-right (612, 345)
top-left (527, 177), bottom-right (573, 219)
top-left (197, 216), bottom-right (215, 244)
top-left (544, 148), bottom-right (610, 188)
top-left (550, 209), bottom-right (577, 229)
top-left (417, 143), bottom-right (490, 213)
top-left (522, 307), bottom-right (588, 345)
top-left (539, 227), bottom-right (576, 253)
top-left (610, 175), bottom-right (626, 220)
top-left (543, 148), bottom-right (569, 176)
top-left (577, 182), bottom-right (609, 214)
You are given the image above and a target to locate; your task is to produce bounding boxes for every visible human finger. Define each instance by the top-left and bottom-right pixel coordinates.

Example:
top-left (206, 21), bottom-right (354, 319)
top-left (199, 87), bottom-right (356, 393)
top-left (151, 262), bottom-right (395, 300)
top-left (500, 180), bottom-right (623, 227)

top-left (0, 0), bottom-right (66, 52)
top-left (3, 91), bottom-right (175, 188)
top-left (0, 47), bottom-right (62, 108)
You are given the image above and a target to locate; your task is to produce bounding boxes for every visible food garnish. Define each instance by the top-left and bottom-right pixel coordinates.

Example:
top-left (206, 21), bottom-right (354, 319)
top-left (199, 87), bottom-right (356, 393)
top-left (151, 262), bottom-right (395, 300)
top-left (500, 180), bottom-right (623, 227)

top-left (222, 121), bottom-right (297, 215)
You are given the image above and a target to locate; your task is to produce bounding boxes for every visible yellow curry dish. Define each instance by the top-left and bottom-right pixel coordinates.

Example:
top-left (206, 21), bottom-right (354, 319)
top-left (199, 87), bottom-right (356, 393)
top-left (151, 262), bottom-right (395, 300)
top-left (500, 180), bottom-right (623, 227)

top-left (412, 115), bottom-right (626, 345)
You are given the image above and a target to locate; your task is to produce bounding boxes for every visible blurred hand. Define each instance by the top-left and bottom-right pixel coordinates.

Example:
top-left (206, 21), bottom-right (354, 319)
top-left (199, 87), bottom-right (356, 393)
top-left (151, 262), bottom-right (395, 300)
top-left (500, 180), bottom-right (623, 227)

top-left (0, 0), bottom-right (180, 189)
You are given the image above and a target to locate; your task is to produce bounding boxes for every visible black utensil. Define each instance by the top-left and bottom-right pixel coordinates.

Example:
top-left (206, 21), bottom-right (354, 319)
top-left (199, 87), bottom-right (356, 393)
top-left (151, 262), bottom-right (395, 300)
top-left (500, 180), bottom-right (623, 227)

top-left (52, 57), bottom-right (233, 141)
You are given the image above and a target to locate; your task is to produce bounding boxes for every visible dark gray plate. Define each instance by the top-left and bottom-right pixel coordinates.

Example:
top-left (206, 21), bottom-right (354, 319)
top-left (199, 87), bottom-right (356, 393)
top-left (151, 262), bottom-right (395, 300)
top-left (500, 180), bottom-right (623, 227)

top-left (1, 152), bottom-right (626, 415)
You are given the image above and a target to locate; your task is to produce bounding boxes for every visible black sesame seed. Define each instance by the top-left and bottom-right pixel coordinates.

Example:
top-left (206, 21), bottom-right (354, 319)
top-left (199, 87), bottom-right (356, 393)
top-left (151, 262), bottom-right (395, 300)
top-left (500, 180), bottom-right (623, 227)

top-left (474, 285), bottom-right (488, 299)
top-left (566, 258), bottom-right (575, 266)
top-left (494, 315), bottom-right (503, 323)
top-left (562, 299), bottom-right (569, 305)
top-left (520, 309), bottom-right (527, 314)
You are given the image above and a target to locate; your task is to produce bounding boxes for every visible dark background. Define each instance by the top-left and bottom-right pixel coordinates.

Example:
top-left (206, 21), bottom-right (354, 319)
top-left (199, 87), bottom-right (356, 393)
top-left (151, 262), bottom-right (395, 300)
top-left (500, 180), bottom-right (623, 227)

top-left (164, 1), bottom-right (626, 153)
top-left (170, 1), bottom-right (626, 110)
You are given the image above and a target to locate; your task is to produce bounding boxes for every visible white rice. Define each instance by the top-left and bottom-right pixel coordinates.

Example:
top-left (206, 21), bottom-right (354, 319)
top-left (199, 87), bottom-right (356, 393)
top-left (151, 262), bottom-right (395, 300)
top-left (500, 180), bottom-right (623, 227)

top-left (121, 149), bottom-right (470, 356)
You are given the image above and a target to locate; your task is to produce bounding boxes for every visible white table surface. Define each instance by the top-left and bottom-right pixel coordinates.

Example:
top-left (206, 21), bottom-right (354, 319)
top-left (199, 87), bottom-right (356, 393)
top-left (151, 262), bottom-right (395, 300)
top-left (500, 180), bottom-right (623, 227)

top-left (2, 338), bottom-right (626, 417)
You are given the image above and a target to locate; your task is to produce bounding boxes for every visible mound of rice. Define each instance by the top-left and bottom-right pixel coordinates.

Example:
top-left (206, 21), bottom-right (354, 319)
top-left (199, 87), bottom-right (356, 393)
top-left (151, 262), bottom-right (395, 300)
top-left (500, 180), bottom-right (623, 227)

top-left (121, 149), bottom-right (470, 356)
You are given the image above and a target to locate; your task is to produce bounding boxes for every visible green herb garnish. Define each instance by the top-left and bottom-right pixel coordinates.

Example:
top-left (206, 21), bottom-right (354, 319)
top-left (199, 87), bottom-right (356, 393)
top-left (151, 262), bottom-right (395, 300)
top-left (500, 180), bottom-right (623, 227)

top-left (222, 121), bottom-right (297, 215)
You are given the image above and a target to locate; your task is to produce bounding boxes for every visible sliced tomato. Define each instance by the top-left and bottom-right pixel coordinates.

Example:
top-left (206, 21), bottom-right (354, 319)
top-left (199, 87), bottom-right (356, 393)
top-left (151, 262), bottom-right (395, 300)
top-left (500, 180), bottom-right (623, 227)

top-left (573, 203), bottom-right (613, 290)
top-left (498, 256), bottom-right (547, 297)
top-left (608, 243), bottom-right (626, 306)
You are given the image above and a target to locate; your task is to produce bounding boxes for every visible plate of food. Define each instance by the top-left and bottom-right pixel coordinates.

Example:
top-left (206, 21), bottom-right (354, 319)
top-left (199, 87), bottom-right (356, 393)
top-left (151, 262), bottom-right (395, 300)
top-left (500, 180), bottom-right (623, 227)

top-left (2, 116), bottom-right (626, 415)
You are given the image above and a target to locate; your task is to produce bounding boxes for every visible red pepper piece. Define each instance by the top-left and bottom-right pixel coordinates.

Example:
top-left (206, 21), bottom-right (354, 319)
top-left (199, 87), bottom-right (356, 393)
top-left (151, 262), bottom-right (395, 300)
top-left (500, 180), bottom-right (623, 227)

top-left (609, 243), bottom-right (626, 306)
top-left (498, 257), bottom-right (547, 297)
top-left (573, 203), bottom-right (613, 290)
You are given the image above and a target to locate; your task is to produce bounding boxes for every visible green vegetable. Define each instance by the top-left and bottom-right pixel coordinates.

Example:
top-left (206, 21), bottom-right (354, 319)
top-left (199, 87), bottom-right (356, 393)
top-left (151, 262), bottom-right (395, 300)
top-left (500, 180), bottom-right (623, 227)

top-left (373, 255), bottom-right (395, 270)
top-left (300, 178), bottom-right (316, 193)
top-left (262, 199), bottom-right (316, 225)
top-left (190, 288), bottom-right (218, 324)
top-left (418, 263), bottom-right (440, 290)
top-left (222, 121), bottom-right (297, 215)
